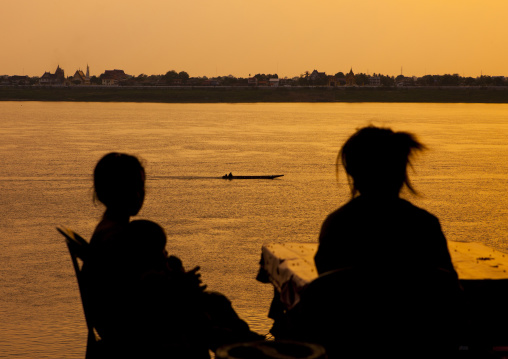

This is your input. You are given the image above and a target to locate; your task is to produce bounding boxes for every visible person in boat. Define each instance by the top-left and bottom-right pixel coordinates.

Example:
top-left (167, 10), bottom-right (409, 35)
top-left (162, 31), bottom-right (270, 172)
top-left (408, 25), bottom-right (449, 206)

top-left (283, 126), bottom-right (465, 358)
top-left (228, 172), bottom-right (233, 178)
top-left (84, 152), bottom-right (262, 357)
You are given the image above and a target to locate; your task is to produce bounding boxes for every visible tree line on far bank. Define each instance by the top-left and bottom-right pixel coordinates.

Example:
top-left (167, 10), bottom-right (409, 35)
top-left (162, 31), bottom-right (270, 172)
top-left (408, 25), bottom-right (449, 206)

top-left (125, 72), bottom-right (505, 87)
top-left (121, 70), bottom-right (508, 87)
top-left (3, 69), bottom-right (507, 87)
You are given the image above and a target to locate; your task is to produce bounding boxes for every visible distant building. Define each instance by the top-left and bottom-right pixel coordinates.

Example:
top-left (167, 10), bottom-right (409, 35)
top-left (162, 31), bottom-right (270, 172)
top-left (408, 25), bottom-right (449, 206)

top-left (201, 78), bottom-right (220, 86)
top-left (186, 78), bottom-right (201, 86)
top-left (101, 69), bottom-right (129, 86)
top-left (7, 75), bottom-right (31, 85)
top-left (369, 76), bottom-right (381, 86)
top-left (269, 78), bottom-right (279, 87)
top-left (72, 70), bottom-right (86, 84)
top-left (327, 76), bottom-right (339, 87)
top-left (71, 65), bottom-right (91, 85)
top-left (40, 65), bottom-right (65, 85)
top-left (279, 77), bottom-right (293, 87)
top-left (309, 70), bottom-right (327, 83)
top-left (396, 76), bottom-right (414, 87)
top-left (248, 77), bottom-right (258, 86)
top-left (345, 68), bottom-right (355, 86)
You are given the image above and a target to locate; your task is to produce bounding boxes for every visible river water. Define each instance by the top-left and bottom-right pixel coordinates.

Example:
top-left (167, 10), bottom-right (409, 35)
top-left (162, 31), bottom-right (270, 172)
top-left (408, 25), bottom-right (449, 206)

top-left (0, 101), bottom-right (507, 358)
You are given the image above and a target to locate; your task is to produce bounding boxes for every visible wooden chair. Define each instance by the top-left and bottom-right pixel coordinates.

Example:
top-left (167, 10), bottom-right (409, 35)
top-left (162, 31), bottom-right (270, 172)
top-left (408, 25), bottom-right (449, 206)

top-left (57, 227), bottom-right (103, 359)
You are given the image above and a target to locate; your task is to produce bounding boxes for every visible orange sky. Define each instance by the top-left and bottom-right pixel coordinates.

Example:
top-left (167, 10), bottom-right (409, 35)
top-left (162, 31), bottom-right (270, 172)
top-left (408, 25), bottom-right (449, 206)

top-left (2, 0), bottom-right (508, 78)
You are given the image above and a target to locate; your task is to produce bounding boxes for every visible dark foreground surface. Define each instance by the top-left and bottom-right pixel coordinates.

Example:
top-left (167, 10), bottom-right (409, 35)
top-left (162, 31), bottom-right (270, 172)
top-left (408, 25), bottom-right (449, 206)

top-left (2, 86), bottom-right (508, 103)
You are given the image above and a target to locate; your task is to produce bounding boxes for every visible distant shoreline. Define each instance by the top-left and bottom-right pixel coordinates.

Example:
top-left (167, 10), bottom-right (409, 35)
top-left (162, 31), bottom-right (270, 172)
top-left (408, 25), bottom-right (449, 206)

top-left (2, 86), bottom-right (508, 103)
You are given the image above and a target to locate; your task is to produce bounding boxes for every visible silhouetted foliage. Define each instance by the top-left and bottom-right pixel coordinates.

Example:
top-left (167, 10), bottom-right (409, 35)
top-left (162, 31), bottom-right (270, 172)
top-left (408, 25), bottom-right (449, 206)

top-left (254, 73), bottom-right (278, 81)
top-left (438, 74), bottom-right (460, 86)
top-left (417, 75), bottom-right (436, 86)
top-left (178, 71), bottom-right (189, 80)
top-left (164, 70), bottom-right (178, 81)
top-left (478, 76), bottom-right (493, 86)
top-left (380, 75), bottom-right (395, 87)
top-left (462, 77), bottom-right (476, 86)
top-left (90, 76), bottom-right (101, 85)
top-left (493, 77), bottom-right (506, 86)
top-left (354, 73), bottom-right (370, 86)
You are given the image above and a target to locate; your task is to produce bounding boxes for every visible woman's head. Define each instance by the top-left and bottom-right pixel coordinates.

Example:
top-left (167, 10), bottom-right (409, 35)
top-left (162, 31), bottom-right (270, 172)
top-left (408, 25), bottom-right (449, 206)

top-left (94, 152), bottom-right (145, 216)
top-left (339, 126), bottom-right (425, 197)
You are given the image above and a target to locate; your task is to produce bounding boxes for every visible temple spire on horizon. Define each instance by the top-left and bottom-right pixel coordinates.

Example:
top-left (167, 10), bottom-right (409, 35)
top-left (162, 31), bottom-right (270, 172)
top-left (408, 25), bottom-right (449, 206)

top-left (85, 64), bottom-right (90, 85)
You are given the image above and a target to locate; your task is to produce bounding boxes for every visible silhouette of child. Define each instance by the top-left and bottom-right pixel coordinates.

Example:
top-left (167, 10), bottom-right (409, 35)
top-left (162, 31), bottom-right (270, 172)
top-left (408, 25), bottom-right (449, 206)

top-left (124, 219), bottom-right (188, 276)
top-left (84, 152), bottom-right (148, 350)
top-left (84, 152), bottom-right (261, 358)
top-left (123, 219), bottom-right (206, 300)
top-left (122, 219), bottom-right (211, 358)
top-left (88, 152), bottom-right (145, 251)
top-left (124, 219), bottom-right (263, 353)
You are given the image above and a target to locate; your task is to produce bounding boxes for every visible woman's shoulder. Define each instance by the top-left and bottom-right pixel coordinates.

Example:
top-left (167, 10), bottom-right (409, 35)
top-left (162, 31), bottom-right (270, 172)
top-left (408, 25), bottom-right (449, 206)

top-left (323, 199), bottom-right (353, 221)
top-left (397, 198), bottom-right (439, 221)
top-left (323, 195), bottom-right (387, 219)
top-left (320, 198), bottom-right (363, 231)
top-left (322, 197), bottom-right (440, 229)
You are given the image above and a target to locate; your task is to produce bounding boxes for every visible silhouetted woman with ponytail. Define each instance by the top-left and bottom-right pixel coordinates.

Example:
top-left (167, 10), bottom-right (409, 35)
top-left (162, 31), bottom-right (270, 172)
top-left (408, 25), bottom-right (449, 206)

top-left (287, 126), bottom-right (464, 358)
top-left (315, 125), bottom-right (456, 274)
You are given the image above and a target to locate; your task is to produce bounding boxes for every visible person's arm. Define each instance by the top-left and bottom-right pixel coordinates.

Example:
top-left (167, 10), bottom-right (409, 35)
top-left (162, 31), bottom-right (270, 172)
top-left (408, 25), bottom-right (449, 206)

top-left (166, 255), bottom-right (207, 293)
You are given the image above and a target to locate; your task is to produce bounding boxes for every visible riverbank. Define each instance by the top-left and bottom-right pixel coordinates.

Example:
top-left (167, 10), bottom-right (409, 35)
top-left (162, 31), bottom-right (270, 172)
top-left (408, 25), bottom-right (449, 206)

top-left (2, 86), bottom-right (508, 103)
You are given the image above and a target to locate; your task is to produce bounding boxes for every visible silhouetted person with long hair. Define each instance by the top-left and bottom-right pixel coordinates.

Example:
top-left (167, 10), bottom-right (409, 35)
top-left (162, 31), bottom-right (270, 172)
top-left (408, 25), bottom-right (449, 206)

top-left (84, 152), bottom-right (260, 358)
top-left (84, 153), bottom-right (148, 354)
top-left (91, 152), bottom-right (145, 247)
top-left (315, 126), bottom-right (456, 274)
top-left (285, 127), bottom-right (464, 358)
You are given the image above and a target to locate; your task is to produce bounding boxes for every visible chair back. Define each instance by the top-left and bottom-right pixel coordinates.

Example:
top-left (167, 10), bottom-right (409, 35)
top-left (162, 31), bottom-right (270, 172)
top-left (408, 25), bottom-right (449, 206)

top-left (58, 227), bottom-right (102, 359)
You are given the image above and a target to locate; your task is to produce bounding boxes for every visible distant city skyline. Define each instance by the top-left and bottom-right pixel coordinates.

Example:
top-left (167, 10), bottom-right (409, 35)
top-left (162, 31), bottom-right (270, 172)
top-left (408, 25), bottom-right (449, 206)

top-left (3, 64), bottom-right (508, 80)
top-left (3, 1), bottom-right (508, 78)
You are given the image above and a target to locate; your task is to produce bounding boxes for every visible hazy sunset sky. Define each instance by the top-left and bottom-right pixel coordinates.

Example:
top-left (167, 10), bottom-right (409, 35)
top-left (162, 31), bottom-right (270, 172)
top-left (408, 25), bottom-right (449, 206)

top-left (2, 0), bottom-right (508, 78)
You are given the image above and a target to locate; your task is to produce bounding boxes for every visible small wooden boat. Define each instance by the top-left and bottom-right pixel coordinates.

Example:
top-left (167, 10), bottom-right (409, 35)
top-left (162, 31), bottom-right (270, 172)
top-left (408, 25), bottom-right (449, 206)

top-left (222, 174), bottom-right (284, 180)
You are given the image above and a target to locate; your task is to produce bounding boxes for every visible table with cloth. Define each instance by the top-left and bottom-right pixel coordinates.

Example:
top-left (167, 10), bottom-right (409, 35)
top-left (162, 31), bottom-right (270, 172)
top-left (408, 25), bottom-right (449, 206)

top-left (257, 241), bottom-right (508, 347)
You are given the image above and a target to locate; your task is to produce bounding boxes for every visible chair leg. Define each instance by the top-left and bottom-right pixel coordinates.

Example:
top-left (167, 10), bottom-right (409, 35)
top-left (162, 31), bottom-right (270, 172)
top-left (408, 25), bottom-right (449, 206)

top-left (85, 331), bottom-right (102, 359)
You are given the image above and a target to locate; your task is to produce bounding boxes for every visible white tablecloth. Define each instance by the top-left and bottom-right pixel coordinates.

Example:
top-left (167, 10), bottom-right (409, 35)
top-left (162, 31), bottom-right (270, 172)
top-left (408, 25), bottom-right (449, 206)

top-left (260, 241), bottom-right (508, 309)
